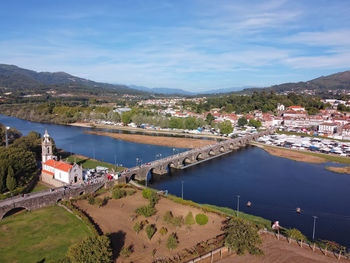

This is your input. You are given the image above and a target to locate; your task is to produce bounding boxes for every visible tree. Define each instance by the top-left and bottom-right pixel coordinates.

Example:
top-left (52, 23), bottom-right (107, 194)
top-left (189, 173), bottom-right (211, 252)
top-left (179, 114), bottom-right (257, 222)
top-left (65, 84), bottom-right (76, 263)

top-left (248, 119), bottom-right (262, 128)
top-left (224, 218), bottom-right (262, 255)
top-left (206, 113), bottom-right (215, 125)
top-left (285, 228), bottom-right (305, 247)
top-left (219, 120), bottom-right (233, 134)
top-left (166, 233), bottom-right (179, 250)
top-left (121, 111), bottom-right (133, 124)
top-left (0, 161), bottom-right (7, 192)
top-left (184, 117), bottom-right (198, 130)
top-left (68, 235), bottom-right (113, 263)
top-left (6, 166), bottom-right (16, 191)
top-left (237, 117), bottom-right (248, 127)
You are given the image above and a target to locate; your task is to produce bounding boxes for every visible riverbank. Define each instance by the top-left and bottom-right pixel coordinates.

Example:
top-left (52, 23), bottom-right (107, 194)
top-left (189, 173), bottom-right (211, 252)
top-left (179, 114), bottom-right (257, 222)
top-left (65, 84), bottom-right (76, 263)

top-left (325, 166), bottom-right (350, 175)
top-left (70, 121), bottom-right (224, 140)
top-left (253, 142), bottom-right (350, 164)
top-left (84, 131), bottom-right (217, 148)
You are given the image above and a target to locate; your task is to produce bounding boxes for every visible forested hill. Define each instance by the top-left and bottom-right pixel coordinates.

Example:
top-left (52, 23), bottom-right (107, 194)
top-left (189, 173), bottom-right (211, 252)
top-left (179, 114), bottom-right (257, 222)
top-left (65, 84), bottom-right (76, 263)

top-left (0, 64), bottom-right (146, 96)
top-left (239, 70), bottom-right (350, 96)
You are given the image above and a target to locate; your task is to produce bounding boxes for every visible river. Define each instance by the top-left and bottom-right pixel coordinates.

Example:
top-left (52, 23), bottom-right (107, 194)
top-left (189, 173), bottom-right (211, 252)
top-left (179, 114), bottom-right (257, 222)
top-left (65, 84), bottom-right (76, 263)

top-left (1, 114), bottom-right (350, 247)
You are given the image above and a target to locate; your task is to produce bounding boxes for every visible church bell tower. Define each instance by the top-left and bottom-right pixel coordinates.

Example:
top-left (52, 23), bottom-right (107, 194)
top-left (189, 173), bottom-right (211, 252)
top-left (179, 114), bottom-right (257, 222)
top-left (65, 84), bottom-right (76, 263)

top-left (42, 129), bottom-right (53, 163)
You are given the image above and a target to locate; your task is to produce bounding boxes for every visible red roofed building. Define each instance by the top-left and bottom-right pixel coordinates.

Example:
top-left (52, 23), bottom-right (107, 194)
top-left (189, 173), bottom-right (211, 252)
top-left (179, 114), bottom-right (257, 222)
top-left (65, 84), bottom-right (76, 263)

top-left (41, 130), bottom-right (83, 187)
top-left (42, 159), bottom-right (83, 186)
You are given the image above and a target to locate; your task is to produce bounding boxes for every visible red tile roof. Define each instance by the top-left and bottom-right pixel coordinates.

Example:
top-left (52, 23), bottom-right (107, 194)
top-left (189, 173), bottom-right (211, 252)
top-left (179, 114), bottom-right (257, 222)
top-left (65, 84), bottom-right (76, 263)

top-left (42, 170), bottom-right (54, 175)
top-left (44, 159), bottom-right (72, 172)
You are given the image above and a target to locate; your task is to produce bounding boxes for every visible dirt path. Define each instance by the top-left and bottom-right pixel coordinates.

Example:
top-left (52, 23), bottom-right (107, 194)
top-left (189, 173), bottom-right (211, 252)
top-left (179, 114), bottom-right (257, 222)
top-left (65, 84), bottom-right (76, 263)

top-left (220, 233), bottom-right (348, 263)
top-left (84, 131), bottom-right (217, 149)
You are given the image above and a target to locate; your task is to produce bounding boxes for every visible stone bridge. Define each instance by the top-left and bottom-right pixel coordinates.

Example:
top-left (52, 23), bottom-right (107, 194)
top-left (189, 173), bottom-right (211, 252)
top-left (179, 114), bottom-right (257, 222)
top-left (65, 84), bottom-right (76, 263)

top-left (124, 128), bottom-right (275, 181)
top-left (0, 179), bottom-right (105, 220)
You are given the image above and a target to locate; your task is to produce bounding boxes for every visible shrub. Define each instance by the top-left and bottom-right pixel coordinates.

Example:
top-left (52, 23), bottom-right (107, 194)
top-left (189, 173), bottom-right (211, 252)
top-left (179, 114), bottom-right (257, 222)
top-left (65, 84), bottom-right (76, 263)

top-left (112, 188), bottom-right (126, 199)
top-left (224, 217), bottom-right (262, 255)
top-left (166, 233), bottom-right (179, 250)
top-left (135, 205), bottom-right (156, 217)
top-left (142, 188), bottom-right (159, 207)
top-left (159, 227), bottom-right (168, 236)
top-left (172, 216), bottom-right (184, 227)
top-left (94, 197), bottom-right (104, 207)
top-left (195, 214), bottom-right (208, 225)
top-left (145, 224), bottom-right (157, 240)
top-left (133, 221), bottom-right (143, 234)
top-left (163, 211), bottom-right (173, 224)
top-left (142, 188), bottom-right (153, 199)
top-left (120, 245), bottom-right (133, 258)
top-left (185, 212), bottom-right (195, 225)
top-left (163, 211), bottom-right (183, 227)
top-left (88, 196), bottom-right (95, 205)
top-left (68, 235), bottom-right (113, 263)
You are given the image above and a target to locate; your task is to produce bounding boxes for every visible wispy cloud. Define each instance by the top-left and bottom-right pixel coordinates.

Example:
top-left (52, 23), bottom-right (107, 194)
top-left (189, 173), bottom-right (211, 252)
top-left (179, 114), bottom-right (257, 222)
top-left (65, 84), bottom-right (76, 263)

top-left (0, 0), bottom-right (349, 90)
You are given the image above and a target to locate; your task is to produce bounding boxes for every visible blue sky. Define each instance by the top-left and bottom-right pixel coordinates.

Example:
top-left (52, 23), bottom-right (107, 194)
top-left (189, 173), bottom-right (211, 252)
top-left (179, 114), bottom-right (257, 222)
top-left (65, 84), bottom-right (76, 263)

top-left (0, 0), bottom-right (350, 92)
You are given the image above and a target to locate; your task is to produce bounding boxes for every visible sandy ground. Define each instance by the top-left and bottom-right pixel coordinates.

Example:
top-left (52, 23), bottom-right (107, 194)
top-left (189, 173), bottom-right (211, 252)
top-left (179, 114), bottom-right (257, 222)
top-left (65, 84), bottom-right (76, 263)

top-left (76, 190), bottom-right (224, 262)
top-left (258, 145), bottom-right (327, 163)
top-left (71, 122), bottom-right (224, 139)
top-left (326, 166), bottom-right (350, 174)
top-left (220, 233), bottom-right (348, 263)
top-left (84, 131), bottom-right (217, 148)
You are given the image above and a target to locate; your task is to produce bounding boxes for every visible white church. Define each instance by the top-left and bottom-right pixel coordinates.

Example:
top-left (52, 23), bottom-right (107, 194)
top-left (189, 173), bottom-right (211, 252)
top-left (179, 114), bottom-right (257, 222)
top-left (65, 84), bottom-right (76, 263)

top-left (41, 129), bottom-right (83, 187)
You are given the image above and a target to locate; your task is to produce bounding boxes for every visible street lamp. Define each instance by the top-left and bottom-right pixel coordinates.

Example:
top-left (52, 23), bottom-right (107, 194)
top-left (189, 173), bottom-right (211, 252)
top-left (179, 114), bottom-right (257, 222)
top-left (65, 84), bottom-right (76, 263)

top-left (236, 195), bottom-right (240, 217)
top-left (312, 216), bottom-right (318, 241)
top-left (5, 126), bottom-right (10, 148)
top-left (181, 180), bottom-right (184, 199)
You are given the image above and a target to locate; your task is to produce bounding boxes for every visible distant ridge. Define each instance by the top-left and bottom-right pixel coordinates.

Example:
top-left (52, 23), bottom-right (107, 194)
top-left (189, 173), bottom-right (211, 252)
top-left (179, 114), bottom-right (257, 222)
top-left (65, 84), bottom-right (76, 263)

top-left (0, 64), bottom-right (349, 96)
top-left (0, 64), bottom-right (146, 96)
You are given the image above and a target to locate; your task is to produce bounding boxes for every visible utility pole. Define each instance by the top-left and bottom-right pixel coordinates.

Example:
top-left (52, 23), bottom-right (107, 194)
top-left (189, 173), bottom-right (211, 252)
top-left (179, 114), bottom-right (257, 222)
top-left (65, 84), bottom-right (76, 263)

top-left (312, 216), bottom-right (318, 241)
top-left (5, 126), bottom-right (10, 148)
top-left (236, 195), bottom-right (240, 217)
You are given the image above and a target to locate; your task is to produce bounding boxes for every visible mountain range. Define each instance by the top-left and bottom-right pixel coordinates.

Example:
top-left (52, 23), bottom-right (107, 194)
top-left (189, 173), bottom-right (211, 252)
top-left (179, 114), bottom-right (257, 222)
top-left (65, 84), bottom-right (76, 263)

top-left (0, 63), bottom-right (350, 97)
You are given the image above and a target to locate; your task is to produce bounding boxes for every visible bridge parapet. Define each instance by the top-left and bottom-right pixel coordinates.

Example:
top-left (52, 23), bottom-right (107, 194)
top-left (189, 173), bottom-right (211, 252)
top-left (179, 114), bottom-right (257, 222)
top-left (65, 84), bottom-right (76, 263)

top-left (124, 128), bottom-right (277, 181)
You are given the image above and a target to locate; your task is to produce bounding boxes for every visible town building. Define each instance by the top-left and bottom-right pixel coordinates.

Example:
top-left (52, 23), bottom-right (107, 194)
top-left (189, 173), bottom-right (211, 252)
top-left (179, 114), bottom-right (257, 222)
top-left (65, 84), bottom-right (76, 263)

top-left (41, 130), bottom-right (83, 187)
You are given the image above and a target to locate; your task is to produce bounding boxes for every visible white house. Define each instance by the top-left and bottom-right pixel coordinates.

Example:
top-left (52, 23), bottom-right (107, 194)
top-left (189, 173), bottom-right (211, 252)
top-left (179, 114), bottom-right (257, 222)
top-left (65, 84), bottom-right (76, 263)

top-left (41, 129), bottom-right (83, 187)
top-left (42, 159), bottom-right (83, 186)
top-left (318, 123), bottom-right (337, 135)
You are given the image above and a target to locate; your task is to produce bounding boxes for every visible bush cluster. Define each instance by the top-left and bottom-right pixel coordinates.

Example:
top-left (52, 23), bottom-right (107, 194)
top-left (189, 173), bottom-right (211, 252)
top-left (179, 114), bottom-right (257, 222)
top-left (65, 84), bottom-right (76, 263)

top-left (163, 211), bottom-right (183, 227)
top-left (195, 214), bottom-right (208, 225)
top-left (184, 211), bottom-right (195, 225)
top-left (112, 188), bottom-right (126, 199)
top-left (135, 205), bottom-right (156, 217)
top-left (145, 224), bottom-right (157, 240)
top-left (166, 233), bottom-right (179, 250)
top-left (142, 188), bottom-right (160, 207)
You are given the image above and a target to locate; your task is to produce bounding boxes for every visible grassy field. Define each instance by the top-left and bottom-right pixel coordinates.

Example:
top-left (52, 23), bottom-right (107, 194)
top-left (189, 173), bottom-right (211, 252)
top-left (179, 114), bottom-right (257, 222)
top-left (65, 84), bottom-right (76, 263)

top-left (64, 155), bottom-right (125, 172)
top-left (0, 205), bottom-right (93, 263)
top-left (30, 181), bottom-right (50, 193)
top-left (201, 204), bottom-right (272, 229)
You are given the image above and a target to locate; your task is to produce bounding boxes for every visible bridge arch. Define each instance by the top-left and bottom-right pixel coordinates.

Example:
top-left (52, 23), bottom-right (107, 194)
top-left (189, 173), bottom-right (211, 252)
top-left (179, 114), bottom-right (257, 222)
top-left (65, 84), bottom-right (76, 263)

top-left (1, 206), bottom-right (29, 219)
top-left (196, 153), bottom-right (204, 161)
top-left (219, 146), bottom-right (225, 153)
top-left (183, 157), bottom-right (192, 166)
top-left (208, 150), bottom-right (216, 156)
